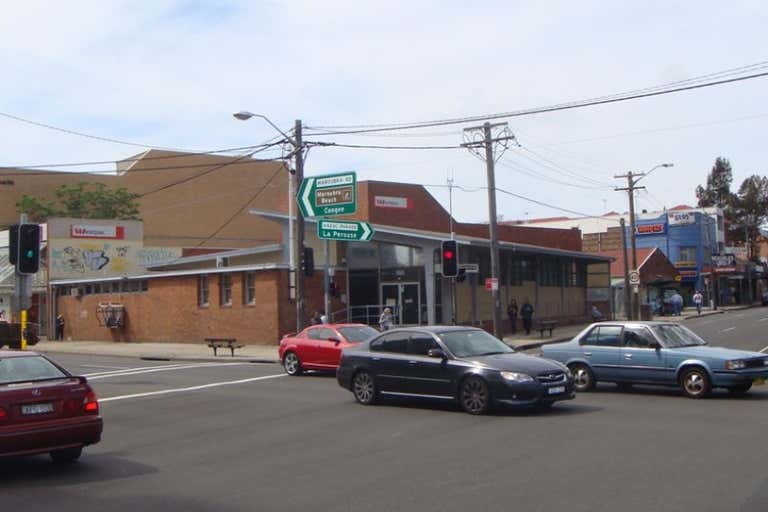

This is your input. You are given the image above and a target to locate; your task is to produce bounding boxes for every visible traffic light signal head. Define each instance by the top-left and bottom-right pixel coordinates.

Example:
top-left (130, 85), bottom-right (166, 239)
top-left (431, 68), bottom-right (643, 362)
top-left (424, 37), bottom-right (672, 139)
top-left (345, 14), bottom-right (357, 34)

top-left (441, 240), bottom-right (458, 277)
top-left (302, 246), bottom-right (315, 277)
top-left (17, 224), bottom-right (41, 275)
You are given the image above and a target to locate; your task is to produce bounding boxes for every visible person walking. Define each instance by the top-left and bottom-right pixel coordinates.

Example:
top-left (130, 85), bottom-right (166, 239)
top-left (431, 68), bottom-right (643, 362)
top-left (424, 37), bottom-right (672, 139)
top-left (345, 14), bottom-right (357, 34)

top-left (310, 311), bottom-right (322, 325)
top-left (55, 314), bottom-right (65, 341)
top-left (506, 299), bottom-right (518, 335)
top-left (692, 290), bottom-right (704, 315)
top-left (671, 291), bottom-right (684, 316)
top-left (520, 299), bottom-right (535, 335)
top-left (379, 307), bottom-right (393, 331)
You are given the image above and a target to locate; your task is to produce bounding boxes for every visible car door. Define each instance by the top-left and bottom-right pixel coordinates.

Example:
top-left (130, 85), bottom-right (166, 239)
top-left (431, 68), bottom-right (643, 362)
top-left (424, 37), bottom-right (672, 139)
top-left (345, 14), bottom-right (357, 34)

top-left (369, 332), bottom-right (411, 393)
top-left (579, 325), bottom-right (622, 381)
top-left (404, 334), bottom-right (454, 397)
top-left (620, 326), bottom-right (671, 383)
top-left (303, 327), bottom-right (330, 367)
top-left (313, 327), bottom-right (343, 367)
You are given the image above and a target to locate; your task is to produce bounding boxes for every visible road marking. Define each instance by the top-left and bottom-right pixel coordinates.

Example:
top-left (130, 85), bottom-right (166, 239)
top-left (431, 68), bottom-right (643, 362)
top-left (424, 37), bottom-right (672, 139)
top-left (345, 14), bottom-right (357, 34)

top-left (100, 373), bottom-right (287, 402)
top-left (86, 362), bottom-right (253, 380)
top-left (83, 363), bottom-right (197, 377)
top-left (759, 317), bottom-right (768, 323)
top-left (79, 364), bottom-right (130, 370)
top-left (720, 327), bottom-right (737, 333)
top-left (761, 345), bottom-right (768, 353)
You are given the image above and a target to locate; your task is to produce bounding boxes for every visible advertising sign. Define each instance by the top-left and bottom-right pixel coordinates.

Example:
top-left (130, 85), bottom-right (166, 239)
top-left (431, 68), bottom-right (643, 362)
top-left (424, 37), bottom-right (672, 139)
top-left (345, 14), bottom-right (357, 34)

top-left (635, 223), bottom-right (666, 236)
top-left (667, 212), bottom-right (695, 226)
top-left (374, 196), bottom-right (410, 209)
top-left (71, 224), bottom-right (125, 239)
top-left (485, 278), bottom-right (499, 291)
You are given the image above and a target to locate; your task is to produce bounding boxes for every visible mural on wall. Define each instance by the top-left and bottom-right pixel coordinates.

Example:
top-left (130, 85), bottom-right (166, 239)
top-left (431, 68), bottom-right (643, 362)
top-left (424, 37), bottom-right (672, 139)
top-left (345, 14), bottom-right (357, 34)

top-left (137, 247), bottom-right (182, 267)
top-left (50, 242), bottom-right (139, 278)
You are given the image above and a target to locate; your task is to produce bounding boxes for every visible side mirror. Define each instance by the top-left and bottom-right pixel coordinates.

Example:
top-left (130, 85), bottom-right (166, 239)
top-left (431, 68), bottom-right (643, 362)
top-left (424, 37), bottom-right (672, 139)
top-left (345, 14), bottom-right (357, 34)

top-left (427, 348), bottom-right (447, 359)
top-left (328, 337), bottom-right (341, 344)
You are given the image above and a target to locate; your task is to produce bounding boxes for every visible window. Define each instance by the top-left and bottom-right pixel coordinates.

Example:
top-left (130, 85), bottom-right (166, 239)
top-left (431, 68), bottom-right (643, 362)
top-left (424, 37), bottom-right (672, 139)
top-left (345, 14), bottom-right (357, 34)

top-left (244, 271), bottom-right (256, 305)
top-left (679, 246), bottom-right (697, 262)
top-left (510, 257), bottom-right (536, 285)
top-left (0, 356), bottom-right (67, 384)
top-left (581, 325), bottom-right (622, 347)
top-left (308, 328), bottom-right (335, 341)
top-left (339, 326), bottom-right (379, 342)
top-left (220, 274), bottom-right (232, 306)
top-left (623, 327), bottom-right (656, 348)
top-left (370, 333), bottom-right (409, 353)
top-left (198, 276), bottom-right (210, 306)
top-left (539, 257), bottom-right (563, 287)
top-left (408, 335), bottom-right (439, 356)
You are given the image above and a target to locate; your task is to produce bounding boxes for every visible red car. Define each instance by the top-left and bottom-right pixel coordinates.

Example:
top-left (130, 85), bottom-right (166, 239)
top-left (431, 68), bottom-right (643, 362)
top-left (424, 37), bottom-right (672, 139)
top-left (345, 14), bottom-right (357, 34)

top-left (279, 323), bottom-right (379, 375)
top-left (0, 351), bottom-right (103, 462)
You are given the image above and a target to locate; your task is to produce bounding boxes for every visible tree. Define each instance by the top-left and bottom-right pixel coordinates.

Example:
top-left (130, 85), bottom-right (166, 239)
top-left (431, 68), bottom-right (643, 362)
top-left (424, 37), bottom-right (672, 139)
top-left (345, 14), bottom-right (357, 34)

top-left (16, 182), bottom-right (141, 222)
top-left (696, 157), bottom-right (735, 207)
top-left (730, 175), bottom-right (768, 249)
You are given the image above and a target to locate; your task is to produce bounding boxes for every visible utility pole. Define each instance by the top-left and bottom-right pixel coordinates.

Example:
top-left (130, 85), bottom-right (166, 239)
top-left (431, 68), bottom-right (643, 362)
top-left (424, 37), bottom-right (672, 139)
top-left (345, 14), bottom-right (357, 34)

top-left (462, 122), bottom-right (516, 339)
top-left (744, 223), bottom-right (753, 305)
top-left (615, 172), bottom-right (644, 320)
top-left (294, 119), bottom-right (306, 331)
top-left (620, 218), bottom-right (631, 320)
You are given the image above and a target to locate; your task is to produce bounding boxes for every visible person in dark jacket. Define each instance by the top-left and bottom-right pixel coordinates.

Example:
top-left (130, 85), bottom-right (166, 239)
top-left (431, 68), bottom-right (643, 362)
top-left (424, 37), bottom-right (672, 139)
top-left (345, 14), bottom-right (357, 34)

top-left (55, 314), bottom-right (65, 341)
top-left (506, 299), bottom-right (518, 334)
top-left (520, 299), bottom-right (535, 335)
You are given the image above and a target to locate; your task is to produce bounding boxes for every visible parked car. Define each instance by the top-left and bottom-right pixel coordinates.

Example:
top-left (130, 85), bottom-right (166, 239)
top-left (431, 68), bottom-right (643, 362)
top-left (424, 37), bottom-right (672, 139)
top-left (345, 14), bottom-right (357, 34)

top-left (279, 323), bottom-right (380, 375)
top-left (0, 351), bottom-right (103, 462)
top-left (542, 321), bottom-right (768, 398)
top-left (337, 326), bottom-right (575, 414)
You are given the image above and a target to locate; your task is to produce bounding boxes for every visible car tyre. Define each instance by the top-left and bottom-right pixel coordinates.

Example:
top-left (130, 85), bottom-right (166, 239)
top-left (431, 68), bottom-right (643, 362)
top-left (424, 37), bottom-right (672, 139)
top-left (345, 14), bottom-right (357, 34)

top-left (459, 376), bottom-right (491, 415)
top-left (352, 371), bottom-right (378, 405)
top-left (50, 447), bottom-right (82, 464)
top-left (569, 363), bottom-right (595, 392)
top-left (283, 352), bottom-right (303, 376)
top-left (679, 367), bottom-right (711, 399)
top-left (728, 383), bottom-right (752, 395)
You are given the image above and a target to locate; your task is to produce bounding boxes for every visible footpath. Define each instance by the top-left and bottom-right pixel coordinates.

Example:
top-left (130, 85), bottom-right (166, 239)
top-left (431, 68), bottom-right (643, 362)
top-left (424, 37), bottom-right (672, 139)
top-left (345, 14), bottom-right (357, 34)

top-left (30, 304), bottom-right (757, 364)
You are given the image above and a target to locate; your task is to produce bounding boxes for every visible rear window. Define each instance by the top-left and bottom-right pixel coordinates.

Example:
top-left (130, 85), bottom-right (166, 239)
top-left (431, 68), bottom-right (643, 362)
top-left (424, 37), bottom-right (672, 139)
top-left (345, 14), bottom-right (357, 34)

top-left (0, 356), bottom-right (68, 384)
top-left (339, 326), bottom-right (379, 343)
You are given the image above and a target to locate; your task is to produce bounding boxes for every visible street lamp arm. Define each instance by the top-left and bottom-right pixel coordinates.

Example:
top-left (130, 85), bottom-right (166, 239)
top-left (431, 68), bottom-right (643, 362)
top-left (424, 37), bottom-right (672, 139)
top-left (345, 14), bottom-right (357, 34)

top-left (634, 163), bottom-right (674, 184)
top-left (233, 111), bottom-right (295, 145)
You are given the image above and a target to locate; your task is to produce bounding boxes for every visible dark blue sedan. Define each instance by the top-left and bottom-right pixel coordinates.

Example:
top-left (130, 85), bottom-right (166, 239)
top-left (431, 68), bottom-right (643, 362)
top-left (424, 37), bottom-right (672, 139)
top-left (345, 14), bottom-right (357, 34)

top-left (541, 321), bottom-right (768, 398)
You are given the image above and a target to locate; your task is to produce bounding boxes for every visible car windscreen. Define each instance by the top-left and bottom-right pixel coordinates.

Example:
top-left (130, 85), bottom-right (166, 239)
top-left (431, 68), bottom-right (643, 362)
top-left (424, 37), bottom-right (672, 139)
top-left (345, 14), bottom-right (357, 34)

top-left (438, 330), bottom-right (514, 358)
top-left (0, 356), bottom-right (68, 384)
top-left (339, 326), bottom-right (380, 343)
top-left (651, 324), bottom-right (707, 348)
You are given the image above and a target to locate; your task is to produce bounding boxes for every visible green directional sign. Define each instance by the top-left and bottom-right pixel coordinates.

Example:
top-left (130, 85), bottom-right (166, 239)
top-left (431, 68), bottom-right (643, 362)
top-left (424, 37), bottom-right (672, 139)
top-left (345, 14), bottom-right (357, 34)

top-left (297, 172), bottom-right (356, 218)
top-left (317, 220), bottom-right (374, 242)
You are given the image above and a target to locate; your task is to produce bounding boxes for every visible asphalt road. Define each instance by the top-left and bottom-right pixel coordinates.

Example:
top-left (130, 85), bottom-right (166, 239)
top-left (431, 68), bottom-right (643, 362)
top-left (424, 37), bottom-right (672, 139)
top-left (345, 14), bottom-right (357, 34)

top-left (2, 311), bottom-right (767, 512)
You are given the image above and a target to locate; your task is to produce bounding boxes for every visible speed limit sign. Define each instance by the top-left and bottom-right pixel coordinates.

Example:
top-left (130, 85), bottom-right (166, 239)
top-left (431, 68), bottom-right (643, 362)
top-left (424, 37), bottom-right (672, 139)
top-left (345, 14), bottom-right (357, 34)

top-left (628, 270), bottom-right (640, 285)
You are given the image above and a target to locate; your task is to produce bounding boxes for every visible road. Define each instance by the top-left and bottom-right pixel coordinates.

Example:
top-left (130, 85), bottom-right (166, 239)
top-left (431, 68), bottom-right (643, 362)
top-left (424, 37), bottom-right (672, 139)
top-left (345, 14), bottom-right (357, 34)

top-left (2, 310), bottom-right (767, 512)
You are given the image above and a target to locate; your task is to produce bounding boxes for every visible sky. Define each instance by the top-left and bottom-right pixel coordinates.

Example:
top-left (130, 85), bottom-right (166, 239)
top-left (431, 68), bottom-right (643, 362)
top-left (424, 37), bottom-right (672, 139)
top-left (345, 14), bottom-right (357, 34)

top-left (1, 1), bottom-right (766, 224)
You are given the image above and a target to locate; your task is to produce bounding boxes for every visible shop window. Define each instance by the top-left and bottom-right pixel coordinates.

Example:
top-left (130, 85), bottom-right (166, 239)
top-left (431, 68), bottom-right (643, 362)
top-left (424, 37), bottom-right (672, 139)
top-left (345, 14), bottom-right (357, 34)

top-left (111, 282), bottom-right (120, 293)
top-left (220, 274), bottom-right (233, 307)
top-left (539, 257), bottom-right (563, 287)
top-left (198, 275), bottom-right (210, 307)
top-left (244, 271), bottom-right (256, 305)
top-left (679, 246), bottom-right (697, 262)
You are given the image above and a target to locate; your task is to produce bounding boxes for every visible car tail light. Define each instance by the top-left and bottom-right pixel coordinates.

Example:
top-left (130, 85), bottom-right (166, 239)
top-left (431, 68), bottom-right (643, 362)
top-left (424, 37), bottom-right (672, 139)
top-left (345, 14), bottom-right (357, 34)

top-left (83, 390), bottom-right (99, 415)
top-left (0, 407), bottom-right (7, 422)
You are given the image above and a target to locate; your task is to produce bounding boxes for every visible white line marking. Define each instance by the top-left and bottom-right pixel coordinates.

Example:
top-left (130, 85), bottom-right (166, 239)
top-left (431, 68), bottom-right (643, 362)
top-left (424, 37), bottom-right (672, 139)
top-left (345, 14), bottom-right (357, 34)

top-left (761, 345), bottom-right (768, 353)
top-left (720, 327), bottom-right (737, 333)
top-left (83, 363), bottom-right (197, 377)
top-left (759, 317), bottom-right (768, 323)
top-left (79, 364), bottom-right (129, 370)
top-left (735, 314), bottom-right (745, 318)
top-left (100, 373), bottom-right (287, 402)
top-left (86, 362), bottom-right (252, 380)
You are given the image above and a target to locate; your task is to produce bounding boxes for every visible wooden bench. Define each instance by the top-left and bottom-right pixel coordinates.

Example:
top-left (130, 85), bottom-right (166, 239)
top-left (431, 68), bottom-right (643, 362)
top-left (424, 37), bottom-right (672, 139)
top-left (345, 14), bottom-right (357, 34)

top-left (205, 337), bottom-right (244, 357)
top-left (537, 320), bottom-right (559, 338)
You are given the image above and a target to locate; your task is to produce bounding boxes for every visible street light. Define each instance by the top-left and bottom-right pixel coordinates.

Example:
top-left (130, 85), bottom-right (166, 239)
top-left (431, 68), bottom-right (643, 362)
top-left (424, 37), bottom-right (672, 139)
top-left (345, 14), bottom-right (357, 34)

top-left (234, 112), bottom-right (307, 331)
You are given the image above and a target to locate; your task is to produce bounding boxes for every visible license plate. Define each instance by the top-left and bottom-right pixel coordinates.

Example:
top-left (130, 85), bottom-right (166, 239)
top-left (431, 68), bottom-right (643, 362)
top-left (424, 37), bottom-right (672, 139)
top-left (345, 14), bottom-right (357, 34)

top-left (548, 386), bottom-right (566, 395)
top-left (754, 378), bottom-right (766, 386)
top-left (21, 403), bottom-right (54, 415)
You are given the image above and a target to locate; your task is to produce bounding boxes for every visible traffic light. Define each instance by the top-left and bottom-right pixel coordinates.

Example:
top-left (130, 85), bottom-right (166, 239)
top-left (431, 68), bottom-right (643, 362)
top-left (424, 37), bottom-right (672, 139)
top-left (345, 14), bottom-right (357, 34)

top-left (441, 240), bottom-right (458, 277)
top-left (8, 224), bottom-right (18, 265)
top-left (302, 247), bottom-right (315, 277)
top-left (16, 224), bottom-right (41, 275)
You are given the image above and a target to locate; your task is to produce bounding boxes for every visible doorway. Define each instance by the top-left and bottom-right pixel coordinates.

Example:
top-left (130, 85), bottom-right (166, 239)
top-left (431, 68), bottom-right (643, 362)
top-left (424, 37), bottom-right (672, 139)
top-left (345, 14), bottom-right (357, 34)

top-left (380, 282), bottom-right (421, 325)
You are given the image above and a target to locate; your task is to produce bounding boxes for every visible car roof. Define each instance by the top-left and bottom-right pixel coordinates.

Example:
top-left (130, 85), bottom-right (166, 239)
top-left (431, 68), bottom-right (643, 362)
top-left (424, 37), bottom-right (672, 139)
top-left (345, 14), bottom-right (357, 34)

top-left (589, 321), bottom-right (683, 327)
top-left (381, 325), bottom-right (485, 334)
top-left (0, 350), bottom-right (42, 358)
top-left (307, 323), bottom-right (370, 328)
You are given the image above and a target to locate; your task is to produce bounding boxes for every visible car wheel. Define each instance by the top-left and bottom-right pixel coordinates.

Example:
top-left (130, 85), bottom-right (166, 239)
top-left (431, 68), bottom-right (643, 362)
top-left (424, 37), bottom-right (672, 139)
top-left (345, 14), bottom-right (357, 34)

top-left (283, 352), bottom-right (303, 376)
top-left (679, 367), bottom-right (711, 398)
top-left (459, 376), bottom-right (491, 415)
top-left (729, 383), bottom-right (752, 395)
top-left (352, 371), bottom-right (378, 405)
top-left (50, 447), bottom-right (82, 464)
top-left (569, 363), bottom-right (595, 392)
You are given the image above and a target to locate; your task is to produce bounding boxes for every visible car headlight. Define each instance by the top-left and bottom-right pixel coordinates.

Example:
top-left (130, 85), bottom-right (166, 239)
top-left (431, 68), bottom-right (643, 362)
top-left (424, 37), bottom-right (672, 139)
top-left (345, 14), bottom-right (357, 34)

top-left (725, 360), bottom-right (746, 370)
top-left (500, 371), bottom-right (534, 383)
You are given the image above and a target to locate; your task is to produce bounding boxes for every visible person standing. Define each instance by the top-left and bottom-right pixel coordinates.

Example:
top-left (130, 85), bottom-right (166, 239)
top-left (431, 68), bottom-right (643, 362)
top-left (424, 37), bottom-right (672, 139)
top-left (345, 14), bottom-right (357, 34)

top-left (506, 299), bottom-right (518, 335)
top-left (671, 291), bottom-right (684, 316)
top-left (692, 290), bottom-right (704, 315)
top-left (55, 314), bottom-right (65, 341)
top-left (379, 307), bottom-right (393, 331)
top-left (310, 311), bottom-right (322, 325)
top-left (520, 299), bottom-right (535, 335)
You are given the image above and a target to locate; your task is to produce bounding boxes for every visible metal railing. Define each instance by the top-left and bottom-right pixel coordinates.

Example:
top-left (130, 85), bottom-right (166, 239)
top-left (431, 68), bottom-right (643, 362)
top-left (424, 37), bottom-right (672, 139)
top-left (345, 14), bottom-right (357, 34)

top-left (331, 304), bottom-right (444, 326)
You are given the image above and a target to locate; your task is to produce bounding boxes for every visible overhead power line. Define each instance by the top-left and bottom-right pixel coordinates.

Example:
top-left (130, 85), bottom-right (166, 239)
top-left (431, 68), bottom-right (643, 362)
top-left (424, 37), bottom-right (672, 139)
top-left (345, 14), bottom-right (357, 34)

top-left (305, 60), bottom-right (768, 135)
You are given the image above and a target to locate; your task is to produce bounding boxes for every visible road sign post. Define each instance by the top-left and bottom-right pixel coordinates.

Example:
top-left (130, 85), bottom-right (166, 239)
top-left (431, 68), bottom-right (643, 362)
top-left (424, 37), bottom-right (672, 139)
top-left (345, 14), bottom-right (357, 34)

top-left (297, 172), bottom-right (357, 218)
top-left (317, 220), bottom-right (374, 242)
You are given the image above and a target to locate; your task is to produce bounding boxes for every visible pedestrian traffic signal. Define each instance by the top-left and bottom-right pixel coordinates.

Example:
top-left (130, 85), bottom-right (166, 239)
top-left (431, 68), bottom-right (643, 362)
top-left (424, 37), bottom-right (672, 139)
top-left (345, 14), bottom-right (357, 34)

top-left (441, 240), bottom-right (458, 277)
top-left (302, 246), bottom-right (315, 277)
top-left (16, 224), bottom-right (41, 275)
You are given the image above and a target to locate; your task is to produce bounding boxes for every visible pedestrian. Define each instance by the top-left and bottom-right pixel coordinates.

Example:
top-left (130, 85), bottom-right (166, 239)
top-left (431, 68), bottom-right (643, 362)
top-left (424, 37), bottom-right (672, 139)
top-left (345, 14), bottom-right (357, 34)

top-left (310, 311), bottom-right (322, 325)
top-left (379, 307), bottom-right (393, 331)
top-left (0, 310), bottom-right (7, 323)
top-left (671, 291), bottom-right (683, 316)
top-left (692, 290), bottom-right (704, 315)
top-left (520, 299), bottom-right (535, 335)
top-left (320, 311), bottom-right (329, 324)
top-left (506, 299), bottom-right (518, 334)
top-left (55, 314), bottom-right (65, 341)
top-left (591, 304), bottom-right (605, 322)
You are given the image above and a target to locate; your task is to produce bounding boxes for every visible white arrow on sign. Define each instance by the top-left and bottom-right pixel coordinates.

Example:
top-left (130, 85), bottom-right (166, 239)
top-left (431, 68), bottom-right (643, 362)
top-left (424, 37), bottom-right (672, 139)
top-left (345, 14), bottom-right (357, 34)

top-left (361, 222), bottom-right (371, 241)
top-left (301, 177), bottom-right (315, 217)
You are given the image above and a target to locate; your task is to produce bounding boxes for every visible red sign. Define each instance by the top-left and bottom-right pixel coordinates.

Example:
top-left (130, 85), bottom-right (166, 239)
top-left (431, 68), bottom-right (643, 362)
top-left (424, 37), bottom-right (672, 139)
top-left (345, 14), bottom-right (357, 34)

top-left (635, 223), bottom-right (665, 235)
top-left (71, 224), bottom-right (125, 240)
top-left (485, 278), bottom-right (498, 291)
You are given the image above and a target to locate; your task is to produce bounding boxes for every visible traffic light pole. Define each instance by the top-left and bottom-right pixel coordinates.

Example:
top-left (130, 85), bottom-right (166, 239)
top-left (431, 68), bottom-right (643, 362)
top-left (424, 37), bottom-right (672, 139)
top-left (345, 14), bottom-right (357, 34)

top-left (15, 213), bottom-right (32, 350)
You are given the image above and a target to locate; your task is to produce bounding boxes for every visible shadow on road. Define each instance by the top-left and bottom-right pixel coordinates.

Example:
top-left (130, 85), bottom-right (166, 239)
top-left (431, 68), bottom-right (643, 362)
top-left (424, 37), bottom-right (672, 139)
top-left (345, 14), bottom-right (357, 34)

top-left (591, 382), bottom-right (768, 401)
top-left (371, 395), bottom-right (603, 417)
